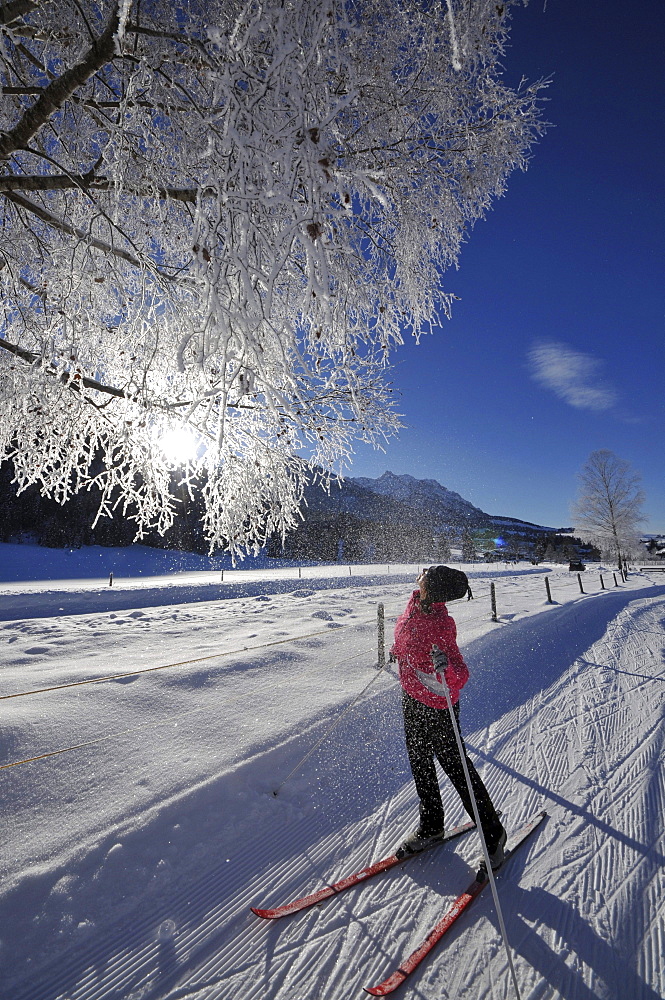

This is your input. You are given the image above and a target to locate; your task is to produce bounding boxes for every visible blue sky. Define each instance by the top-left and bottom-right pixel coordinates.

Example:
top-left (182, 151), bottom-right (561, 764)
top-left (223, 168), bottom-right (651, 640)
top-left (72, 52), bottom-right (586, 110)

top-left (349, 0), bottom-right (664, 533)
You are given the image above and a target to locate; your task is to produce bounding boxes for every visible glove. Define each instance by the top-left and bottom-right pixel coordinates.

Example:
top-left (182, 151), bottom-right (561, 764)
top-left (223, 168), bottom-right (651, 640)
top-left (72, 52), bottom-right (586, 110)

top-left (414, 645), bottom-right (450, 697)
top-left (431, 644), bottom-right (449, 671)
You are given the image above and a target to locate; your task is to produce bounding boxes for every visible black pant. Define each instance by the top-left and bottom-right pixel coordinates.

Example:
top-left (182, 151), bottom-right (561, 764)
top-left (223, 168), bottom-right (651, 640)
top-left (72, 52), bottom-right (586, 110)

top-left (402, 692), bottom-right (503, 848)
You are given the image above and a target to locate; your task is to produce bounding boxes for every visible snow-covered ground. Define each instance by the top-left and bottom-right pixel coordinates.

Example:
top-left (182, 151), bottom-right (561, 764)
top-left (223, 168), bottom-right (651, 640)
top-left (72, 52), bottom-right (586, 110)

top-left (0, 544), bottom-right (663, 1000)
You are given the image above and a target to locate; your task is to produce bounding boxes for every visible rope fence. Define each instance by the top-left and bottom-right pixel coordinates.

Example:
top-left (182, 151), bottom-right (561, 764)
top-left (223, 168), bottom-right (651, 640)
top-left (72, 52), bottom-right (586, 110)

top-left (1, 642), bottom-right (383, 771)
top-left (377, 566), bottom-right (628, 638)
top-left (1, 565), bottom-right (638, 777)
top-left (1, 609), bottom-right (384, 703)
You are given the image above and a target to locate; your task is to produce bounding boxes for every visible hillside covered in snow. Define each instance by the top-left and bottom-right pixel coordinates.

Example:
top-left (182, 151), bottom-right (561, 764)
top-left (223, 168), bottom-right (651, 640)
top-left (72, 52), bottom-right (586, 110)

top-left (0, 544), bottom-right (663, 1000)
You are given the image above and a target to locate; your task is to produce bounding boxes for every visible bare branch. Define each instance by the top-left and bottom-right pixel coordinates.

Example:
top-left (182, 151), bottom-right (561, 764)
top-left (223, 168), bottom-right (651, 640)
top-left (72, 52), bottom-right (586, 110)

top-left (3, 189), bottom-right (148, 268)
top-left (0, 3), bottom-right (121, 159)
top-left (0, 172), bottom-right (198, 201)
top-left (0, 0), bottom-right (36, 27)
top-left (0, 336), bottom-right (128, 398)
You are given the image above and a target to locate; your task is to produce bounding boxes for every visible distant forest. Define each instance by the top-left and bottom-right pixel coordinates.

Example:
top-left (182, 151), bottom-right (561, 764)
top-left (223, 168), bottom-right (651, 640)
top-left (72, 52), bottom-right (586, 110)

top-left (0, 460), bottom-right (599, 563)
top-left (0, 461), bottom-right (209, 552)
top-left (267, 513), bottom-right (600, 565)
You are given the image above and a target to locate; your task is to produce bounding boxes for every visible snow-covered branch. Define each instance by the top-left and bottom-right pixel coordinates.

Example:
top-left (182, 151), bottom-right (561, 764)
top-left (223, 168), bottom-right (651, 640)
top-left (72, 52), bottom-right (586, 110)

top-left (0, 0), bottom-right (547, 554)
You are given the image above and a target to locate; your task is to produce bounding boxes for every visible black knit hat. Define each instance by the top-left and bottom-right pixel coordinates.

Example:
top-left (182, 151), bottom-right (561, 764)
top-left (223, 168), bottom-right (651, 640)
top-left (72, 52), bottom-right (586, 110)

top-left (423, 565), bottom-right (469, 603)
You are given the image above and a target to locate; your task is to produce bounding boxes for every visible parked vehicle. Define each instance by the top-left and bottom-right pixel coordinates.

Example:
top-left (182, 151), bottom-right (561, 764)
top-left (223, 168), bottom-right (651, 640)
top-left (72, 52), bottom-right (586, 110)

top-left (569, 560), bottom-right (586, 571)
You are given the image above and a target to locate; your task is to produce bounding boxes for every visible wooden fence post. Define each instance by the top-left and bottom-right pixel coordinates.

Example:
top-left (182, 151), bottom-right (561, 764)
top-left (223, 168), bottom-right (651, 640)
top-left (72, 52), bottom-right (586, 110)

top-left (545, 576), bottom-right (553, 603)
top-left (377, 603), bottom-right (385, 668)
top-left (577, 573), bottom-right (585, 594)
top-left (600, 574), bottom-right (605, 590)
top-left (490, 582), bottom-right (498, 622)
top-left (109, 572), bottom-right (113, 587)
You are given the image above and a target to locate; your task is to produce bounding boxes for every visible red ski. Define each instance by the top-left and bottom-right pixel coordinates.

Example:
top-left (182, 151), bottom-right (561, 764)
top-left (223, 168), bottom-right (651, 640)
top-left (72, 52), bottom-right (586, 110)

top-left (364, 810), bottom-right (547, 996)
top-left (251, 820), bottom-right (476, 920)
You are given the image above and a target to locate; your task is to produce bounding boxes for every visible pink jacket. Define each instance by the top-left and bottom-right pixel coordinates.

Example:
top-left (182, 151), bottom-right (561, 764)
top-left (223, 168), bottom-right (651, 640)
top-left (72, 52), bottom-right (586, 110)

top-left (391, 591), bottom-right (469, 709)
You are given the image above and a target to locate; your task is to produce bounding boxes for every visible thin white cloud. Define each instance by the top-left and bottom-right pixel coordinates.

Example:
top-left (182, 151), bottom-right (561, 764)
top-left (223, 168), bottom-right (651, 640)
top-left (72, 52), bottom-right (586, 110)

top-left (528, 341), bottom-right (618, 411)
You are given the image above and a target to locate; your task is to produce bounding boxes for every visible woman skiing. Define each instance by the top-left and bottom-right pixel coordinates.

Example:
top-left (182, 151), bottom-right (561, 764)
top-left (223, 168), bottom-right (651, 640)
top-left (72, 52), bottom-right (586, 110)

top-left (391, 564), bottom-right (506, 866)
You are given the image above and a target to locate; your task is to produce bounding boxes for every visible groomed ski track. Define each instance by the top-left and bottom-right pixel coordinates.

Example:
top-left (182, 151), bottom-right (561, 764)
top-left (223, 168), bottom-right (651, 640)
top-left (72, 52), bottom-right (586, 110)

top-left (2, 567), bottom-right (664, 1000)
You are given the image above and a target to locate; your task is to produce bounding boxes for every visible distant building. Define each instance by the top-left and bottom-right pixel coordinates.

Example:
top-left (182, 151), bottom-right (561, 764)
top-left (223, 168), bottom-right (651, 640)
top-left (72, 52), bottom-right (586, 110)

top-left (641, 536), bottom-right (665, 560)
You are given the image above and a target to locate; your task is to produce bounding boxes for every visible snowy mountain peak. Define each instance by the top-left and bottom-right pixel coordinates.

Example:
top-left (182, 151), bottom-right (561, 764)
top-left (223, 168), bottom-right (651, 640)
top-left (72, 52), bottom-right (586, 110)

top-left (350, 470), bottom-right (486, 521)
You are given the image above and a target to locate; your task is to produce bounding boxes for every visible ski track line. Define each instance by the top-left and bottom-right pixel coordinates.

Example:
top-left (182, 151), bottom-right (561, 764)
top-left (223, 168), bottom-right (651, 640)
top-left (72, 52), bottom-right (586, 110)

top-left (578, 639), bottom-right (627, 994)
top-left (170, 852), bottom-right (410, 997)
top-left (170, 788), bottom-right (420, 997)
top-left (486, 651), bottom-right (590, 761)
top-left (610, 738), bottom-right (665, 995)
top-left (9, 797), bottom-right (335, 1000)
top-left (451, 595), bottom-right (665, 1000)
top-left (258, 895), bottom-right (399, 985)
top-left (162, 781), bottom-right (473, 1000)
top-left (555, 600), bottom-right (665, 999)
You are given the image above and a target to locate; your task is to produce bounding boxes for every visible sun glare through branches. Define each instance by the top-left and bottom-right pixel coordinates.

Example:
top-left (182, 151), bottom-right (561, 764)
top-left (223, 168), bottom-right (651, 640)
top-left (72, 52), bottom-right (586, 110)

top-left (156, 426), bottom-right (205, 470)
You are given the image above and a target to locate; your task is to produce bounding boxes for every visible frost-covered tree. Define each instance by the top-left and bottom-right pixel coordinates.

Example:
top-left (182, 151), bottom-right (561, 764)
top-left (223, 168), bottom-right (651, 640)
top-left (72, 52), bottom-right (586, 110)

top-left (572, 450), bottom-right (647, 569)
top-left (435, 531), bottom-right (452, 561)
top-left (0, 0), bottom-right (546, 553)
top-left (461, 528), bottom-right (476, 562)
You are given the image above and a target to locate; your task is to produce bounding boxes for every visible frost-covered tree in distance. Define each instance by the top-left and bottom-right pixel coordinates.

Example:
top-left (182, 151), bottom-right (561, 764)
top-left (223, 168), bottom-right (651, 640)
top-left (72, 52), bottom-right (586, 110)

top-left (0, 0), bottom-right (546, 554)
top-left (572, 450), bottom-right (647, 569)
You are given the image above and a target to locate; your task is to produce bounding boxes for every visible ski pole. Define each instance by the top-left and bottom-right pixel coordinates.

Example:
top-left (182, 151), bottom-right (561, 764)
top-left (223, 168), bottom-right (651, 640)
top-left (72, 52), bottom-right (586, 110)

top-left (431, 645), bottom-right (523, 1000)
